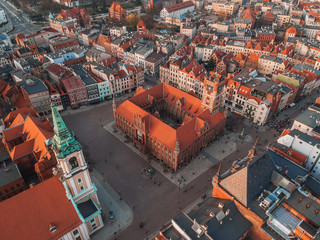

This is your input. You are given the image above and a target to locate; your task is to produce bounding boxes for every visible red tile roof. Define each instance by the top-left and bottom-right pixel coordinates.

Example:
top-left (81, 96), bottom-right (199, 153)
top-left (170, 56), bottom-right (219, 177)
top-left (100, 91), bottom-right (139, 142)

top-left (164, 1), bottom-right (194, 13)
top-left (46, 63), bottom-right (72, 78)
top-left (286, 27), bottom-right (297, 34)
top-left (4, 108), bottom-right (38, 127)
top-left (0, 176), bottom-right (82, 240)
top-left (116, 83), bottom-right (225, 151)
top-left (60, 76), bottom-right (85, 91)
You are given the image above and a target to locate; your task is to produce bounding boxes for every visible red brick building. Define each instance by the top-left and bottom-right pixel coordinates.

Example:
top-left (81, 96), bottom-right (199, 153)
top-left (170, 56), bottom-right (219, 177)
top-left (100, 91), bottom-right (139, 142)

top-left (60, 76), bottom-right (88, 108)
top-left (56, 7), bottom-right (91, 28)
top-left (109, 2), bottom-right (126, 22)
top-left (49, 37), bottom-right (79, 51)
top-left (114, 83), bottom-right (226, 171)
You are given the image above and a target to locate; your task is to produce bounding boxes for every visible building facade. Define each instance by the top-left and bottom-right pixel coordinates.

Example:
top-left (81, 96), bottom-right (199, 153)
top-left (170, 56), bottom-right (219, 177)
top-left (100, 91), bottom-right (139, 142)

top-left (109, 2), bottom-right (126, 22)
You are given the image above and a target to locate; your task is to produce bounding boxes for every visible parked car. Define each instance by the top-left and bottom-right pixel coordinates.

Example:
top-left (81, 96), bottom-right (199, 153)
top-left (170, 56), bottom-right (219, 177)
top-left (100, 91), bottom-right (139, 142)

top-left (109, 211), bottom-right (114, 219)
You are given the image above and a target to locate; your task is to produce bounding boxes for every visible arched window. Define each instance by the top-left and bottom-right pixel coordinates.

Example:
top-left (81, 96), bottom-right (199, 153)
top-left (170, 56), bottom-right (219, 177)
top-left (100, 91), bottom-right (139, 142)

top-left (69, 157), bottom-right (78, 170)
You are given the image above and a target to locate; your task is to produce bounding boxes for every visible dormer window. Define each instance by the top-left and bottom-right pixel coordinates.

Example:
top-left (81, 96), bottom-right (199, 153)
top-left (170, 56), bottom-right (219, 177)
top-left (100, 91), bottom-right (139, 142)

top-left (69, 157), bottom-right (78, 170)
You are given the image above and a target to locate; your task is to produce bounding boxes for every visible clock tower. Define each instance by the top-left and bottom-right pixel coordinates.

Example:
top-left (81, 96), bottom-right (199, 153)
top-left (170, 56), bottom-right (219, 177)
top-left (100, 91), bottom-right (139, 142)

top-left (51, 104), bottom-right (104, 235)
top-left (201, 72), bottom-right (225, 114)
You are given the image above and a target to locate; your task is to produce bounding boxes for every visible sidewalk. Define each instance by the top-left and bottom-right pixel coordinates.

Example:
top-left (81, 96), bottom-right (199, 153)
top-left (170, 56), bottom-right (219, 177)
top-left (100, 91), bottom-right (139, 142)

top-left (146, 188), bottom-right (213, 240)
top-left (90, 169), bottom-right (133, 240)
top-left (104, 121), bottom-right (237, 187)
top-left (60, 93), bottom-right (135, 117)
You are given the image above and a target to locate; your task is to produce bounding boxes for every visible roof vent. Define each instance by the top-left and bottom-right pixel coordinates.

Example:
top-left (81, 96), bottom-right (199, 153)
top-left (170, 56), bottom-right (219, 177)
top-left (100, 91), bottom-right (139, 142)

top-left (218, 202), bottom-right (224, 209)
top-left (26, 79), bottom-right (36, 86)
top-left (49, 224), bottom-right (56, 233)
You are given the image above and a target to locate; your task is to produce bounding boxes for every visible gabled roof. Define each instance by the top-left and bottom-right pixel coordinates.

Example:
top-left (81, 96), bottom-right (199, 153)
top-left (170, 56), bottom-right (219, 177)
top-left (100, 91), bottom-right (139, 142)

top-left (4, 108), bottom-right (38, 127)
top-left (245, 41), bottom-right (254, 49)
top-left (220, 153), bottom-right (276, 207)
top-left (164, 1), bottom-right (194, 13)
top-left (234, 53), bottom-right (246, 61)
top-left (254, 42), bottom-right (263, 51)
top-left (0, 176), bottom-right (82, 240)
top-left (286, 27), bottom-right (297, 34)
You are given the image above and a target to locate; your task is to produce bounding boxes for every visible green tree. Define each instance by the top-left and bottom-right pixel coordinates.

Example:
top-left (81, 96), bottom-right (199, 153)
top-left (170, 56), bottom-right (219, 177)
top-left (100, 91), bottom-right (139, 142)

top-left (126, 13), bottom-right (140, 31)
top-left (207, 58), bottom-right (216, 70)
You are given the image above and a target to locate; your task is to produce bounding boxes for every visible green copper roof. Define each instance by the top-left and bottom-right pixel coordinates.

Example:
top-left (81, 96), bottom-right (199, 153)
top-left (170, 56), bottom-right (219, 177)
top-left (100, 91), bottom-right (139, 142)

top-left (51, 104), bottom-right (82, 158)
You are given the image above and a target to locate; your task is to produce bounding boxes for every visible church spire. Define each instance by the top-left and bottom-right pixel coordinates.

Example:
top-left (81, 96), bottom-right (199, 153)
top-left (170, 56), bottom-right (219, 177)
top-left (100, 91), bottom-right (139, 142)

top-left (51, 104), bottom-right (82, 158)
top-left (212, 163), bottom-right (221, 187)
top-left (248, 137), bottom-right (259, 161)
top-left (112, 97), bottom-right (117, 118)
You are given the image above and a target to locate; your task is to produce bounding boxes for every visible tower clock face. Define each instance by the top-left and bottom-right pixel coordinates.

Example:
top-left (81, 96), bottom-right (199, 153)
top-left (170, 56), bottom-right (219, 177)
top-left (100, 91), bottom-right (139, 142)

top-left (207, 85), bottom-right (213, 93)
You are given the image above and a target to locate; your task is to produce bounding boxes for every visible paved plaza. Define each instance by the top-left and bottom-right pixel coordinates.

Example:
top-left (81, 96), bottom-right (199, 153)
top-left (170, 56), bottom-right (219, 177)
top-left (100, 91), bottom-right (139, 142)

top-left (60, 87), bottom-right (319, 240)
top-left (91, 169), bottom-right (133, 240)
top-left (104, 120), bottom-right (242, 187)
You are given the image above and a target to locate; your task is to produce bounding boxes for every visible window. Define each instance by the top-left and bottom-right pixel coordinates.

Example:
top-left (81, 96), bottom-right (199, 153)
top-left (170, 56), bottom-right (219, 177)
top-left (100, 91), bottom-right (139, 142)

top-left (80, 186), bottom-right (84, 191)
top-left (90, 218), bottom-right (97, 230)
top-left (73, 230), bottom-right (79, 236)
top-left (69, 157), bottom-right (78, 170)
top-left (78, 178), bottom-right (82, 183)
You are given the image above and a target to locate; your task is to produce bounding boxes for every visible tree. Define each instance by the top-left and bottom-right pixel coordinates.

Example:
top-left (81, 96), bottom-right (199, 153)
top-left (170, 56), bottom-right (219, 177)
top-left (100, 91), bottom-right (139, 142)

top-left (135, 0), bottom-right (142, 6)
top-left (126, 13), bottom-right (140, 31)
top-left (207, 58), bottom-right (216, 71)
top-left (140, 4), bottom-right (146, 13)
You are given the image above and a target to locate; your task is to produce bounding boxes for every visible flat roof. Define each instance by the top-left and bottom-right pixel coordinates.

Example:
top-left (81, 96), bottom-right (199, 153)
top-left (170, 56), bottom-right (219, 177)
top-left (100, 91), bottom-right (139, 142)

top-left (71, 65), bottom-right (97, 85)
top-left (13, 71), bottom-right (48, 94)
top-left (0, 160), bottom-right (22, 188)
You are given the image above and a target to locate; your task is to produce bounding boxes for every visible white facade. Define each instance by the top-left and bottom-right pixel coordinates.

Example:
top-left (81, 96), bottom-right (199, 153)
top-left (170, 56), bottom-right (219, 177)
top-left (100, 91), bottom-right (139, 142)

top-left (0, 8), bottom-right (7, 25)
top-left (110, 26), bottom-right (127, 37)
top-left (160, 5), bottom-right (195, 19)
top-left (277, 130), bottom-right (320, 181)
top-left (258, 55), bottom-right (285, 75)
top-left (53, 0), bottom-right (79, 7)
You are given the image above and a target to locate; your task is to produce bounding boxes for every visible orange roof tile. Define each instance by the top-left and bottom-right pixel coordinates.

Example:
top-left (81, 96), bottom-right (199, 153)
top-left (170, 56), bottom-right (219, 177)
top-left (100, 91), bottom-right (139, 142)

top-left (245, 41), bottom-right (254, 49)
top-left (3, 115), bottom-right (54, 163)
top-left (135, 88), bottom-right (146, 96)
top-left (0, 176), bottom-right (82, 240)
top-left (10, 139), bottom-right (35, 161)
top-left (248, 95), bottom-right (262, 104)
top-left (286, 27), bottom-right (297, 34)
top-left (116, 83), bottom-right (225, 151)
top-left (254, 42), bottom-right (263, 51)
top-left (280, 129), bottom-right (291, 137)
top-left (4, 108), bottom-right (38, 127)
top-left (238, 85), bottom-right (251, 96)
top-left (234, 53), bottom-right (246, 61)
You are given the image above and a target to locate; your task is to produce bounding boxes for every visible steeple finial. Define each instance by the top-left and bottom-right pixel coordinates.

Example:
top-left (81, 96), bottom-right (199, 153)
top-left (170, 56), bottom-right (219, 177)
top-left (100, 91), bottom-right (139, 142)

top-left (212, 163), bottom-right (222, 187)
top-left (51, 104), bottom-right (82, 158)
top-left (248, 136), bottom-right (259, 161)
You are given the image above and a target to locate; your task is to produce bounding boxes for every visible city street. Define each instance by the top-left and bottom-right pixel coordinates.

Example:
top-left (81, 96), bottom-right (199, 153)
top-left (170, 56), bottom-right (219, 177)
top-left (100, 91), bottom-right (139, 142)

top-left (0, 0), bottom-right (42, 35)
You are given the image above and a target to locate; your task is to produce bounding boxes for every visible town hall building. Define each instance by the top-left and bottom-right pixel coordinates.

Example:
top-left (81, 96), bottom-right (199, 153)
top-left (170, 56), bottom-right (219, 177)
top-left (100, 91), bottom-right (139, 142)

top-left (114, 83), bottom-right (226, 171)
